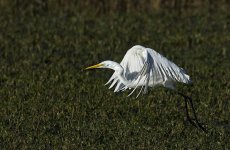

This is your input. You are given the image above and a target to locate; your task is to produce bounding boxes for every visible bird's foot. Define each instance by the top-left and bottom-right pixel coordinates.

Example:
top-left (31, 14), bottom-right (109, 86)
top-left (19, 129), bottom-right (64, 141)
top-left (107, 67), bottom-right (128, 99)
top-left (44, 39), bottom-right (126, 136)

top-left (184, 117), bottom-right (207, 133)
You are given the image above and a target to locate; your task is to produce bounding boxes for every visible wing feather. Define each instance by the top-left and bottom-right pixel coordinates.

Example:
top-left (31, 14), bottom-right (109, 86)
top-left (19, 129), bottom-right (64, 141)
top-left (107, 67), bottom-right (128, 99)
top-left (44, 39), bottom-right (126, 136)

top-left (106, 45), bottom-right (191, 97)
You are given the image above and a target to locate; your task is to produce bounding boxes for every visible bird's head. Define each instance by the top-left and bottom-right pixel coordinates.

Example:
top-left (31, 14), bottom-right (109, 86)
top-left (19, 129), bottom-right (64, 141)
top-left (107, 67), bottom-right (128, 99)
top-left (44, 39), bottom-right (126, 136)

top-left (84, 60), bottom-right (121, 71)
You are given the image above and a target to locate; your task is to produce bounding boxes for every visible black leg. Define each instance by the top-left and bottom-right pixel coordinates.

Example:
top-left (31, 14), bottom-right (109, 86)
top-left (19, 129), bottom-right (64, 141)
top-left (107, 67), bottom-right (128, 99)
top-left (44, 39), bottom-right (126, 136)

top-left (183, 96), bottom-right (197, 128)
top-left (187, 97), bottom-right (207, 132)
top-left (177, 91), bottom-right (207, 132)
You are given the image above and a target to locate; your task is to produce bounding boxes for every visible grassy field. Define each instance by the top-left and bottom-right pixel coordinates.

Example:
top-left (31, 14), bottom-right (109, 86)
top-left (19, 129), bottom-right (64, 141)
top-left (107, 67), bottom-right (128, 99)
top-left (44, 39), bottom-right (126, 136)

top-left (0, 1), bottom-right (230, 149)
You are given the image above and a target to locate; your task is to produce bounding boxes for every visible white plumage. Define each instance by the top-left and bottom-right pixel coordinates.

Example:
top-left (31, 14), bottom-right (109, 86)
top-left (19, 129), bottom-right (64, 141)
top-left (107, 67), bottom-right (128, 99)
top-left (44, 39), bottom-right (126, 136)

top-left (85, 45), bottom-right (191, 97)
top-left (105, 45), bottom-right (191, 96)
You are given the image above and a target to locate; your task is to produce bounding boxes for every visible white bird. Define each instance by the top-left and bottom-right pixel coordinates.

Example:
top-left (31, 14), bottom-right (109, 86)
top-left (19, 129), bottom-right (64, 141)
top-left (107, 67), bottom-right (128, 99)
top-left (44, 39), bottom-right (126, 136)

top-left (85, 45), bottom-right (206, 131)
top-left (85, 45), bottom-right (190, 96)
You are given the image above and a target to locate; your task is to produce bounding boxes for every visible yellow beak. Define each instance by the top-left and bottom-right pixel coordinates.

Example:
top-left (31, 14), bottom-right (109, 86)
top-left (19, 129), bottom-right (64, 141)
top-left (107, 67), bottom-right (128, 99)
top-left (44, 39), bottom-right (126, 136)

top-left (84, 63), bottom-right (103, 70)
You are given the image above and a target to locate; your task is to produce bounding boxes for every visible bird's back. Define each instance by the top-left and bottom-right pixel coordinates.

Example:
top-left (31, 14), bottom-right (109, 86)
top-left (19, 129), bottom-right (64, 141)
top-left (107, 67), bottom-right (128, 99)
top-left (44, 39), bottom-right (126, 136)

top-left (106, 45), bottom-right (191, 95)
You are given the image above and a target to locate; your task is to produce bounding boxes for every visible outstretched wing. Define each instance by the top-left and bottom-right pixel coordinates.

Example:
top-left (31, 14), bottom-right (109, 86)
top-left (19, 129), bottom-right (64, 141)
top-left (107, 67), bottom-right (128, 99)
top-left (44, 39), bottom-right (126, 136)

top-left (105, 45), bottom-right (191, 97)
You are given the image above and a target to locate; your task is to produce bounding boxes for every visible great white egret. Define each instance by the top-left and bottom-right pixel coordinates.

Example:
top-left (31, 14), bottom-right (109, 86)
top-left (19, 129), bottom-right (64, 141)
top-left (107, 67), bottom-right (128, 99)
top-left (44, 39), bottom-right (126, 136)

top-left (85, 45), bottom-right (206, 131)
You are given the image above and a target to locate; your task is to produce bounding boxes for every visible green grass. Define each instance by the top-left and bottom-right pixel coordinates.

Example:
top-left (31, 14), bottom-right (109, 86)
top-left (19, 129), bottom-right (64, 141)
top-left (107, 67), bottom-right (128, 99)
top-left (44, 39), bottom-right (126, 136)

top-left (0, 4), bottom-right (230, 149)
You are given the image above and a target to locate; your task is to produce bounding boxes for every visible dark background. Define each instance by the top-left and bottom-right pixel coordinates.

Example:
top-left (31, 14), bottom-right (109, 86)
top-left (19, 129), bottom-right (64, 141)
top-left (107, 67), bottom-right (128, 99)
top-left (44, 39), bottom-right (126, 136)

top-left (0, 0), bottom-right (229, 149)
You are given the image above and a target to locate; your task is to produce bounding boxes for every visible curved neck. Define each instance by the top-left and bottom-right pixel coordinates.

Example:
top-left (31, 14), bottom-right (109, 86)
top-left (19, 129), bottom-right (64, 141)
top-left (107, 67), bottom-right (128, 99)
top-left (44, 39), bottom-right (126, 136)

top-left (113, 64), bottom-right (131, 86)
